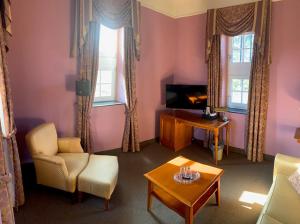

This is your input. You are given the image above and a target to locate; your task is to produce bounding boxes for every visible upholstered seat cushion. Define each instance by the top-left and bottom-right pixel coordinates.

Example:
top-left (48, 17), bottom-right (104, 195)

top-left (261, 174), bottom-right (300, 224)
top-left (57, 138), bottom-right (84, 153)
top-left (57, 153), bottom-right (89, 192)
top-left (78, 155), bottom-right (118, 199)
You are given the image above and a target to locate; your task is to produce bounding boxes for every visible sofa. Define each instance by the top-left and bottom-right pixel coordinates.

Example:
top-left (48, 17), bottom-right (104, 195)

top-left (257, 153), bottom-right (300, 224)
top-left (26, 123), bottom-right (89, 193)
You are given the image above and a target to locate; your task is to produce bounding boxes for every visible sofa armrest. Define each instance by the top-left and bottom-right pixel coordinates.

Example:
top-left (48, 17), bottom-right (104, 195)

top-left (57, 137), bottom-right (84, 153)
top-left (273, 153), bottom-right (300, 180)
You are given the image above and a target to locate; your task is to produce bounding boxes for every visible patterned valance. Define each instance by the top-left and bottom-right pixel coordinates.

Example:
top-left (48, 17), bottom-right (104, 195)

top-left (71, 0), bottom-right (140, 60)
top-left (0, 0), bottom-right (12, 36)
top-left (206, 1), bottom-right (271, 64)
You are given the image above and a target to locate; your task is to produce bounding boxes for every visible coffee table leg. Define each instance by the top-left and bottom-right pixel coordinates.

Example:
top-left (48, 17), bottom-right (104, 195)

top-left (215, 178), bottom-right (221, 206)
top-left (147, 181), bottom-right (153, 211)
top-left (185, 206), bottom-right (193, 224)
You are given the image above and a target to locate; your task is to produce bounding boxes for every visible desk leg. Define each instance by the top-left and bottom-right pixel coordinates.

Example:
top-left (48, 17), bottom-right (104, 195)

top-left (214, 128), bottom-right (219, 165)
top-left (226, 124), bottom-right (230, 156)
top-left (147, 181), bottom-right (153, 211)
top-left (204, 130), bottom-right (210, 148)
top-left (185, 206), bottom-right (193, 224)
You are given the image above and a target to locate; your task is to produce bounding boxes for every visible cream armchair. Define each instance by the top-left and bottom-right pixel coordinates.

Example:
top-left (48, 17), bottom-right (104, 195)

top-left (26, 123), bottom-right (89, 193)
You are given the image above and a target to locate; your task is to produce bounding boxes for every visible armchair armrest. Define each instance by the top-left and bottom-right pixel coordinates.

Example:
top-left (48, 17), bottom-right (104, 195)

top-left (33, 155), bottom-right (69, 177)
top-left (273, 153), bottom-right (300, 181)
top-left (32, 154), bottom-right (70, 191)
top-left (57, 137), bottom-right (84, 153)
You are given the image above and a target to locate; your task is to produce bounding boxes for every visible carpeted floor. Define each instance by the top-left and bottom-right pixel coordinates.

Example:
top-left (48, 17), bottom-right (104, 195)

top-left (16, 142), bottom-right (274, 224)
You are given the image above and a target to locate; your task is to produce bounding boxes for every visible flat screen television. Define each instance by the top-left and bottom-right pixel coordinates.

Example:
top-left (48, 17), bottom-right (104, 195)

top-left (166, 84), bottom-right (208, 110)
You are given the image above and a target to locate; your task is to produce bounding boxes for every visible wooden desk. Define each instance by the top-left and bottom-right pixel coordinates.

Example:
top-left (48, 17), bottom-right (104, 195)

top-left (295, 128), bottom-right (300, 143)
top-left (160, 110), bottom-right (230, 165)
top-left (144, 156), bottom-right (224, 224)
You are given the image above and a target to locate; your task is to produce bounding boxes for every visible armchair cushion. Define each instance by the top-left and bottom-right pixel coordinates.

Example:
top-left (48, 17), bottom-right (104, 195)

top-left (288, 169), bottom-right (300, 195)
top-left (58, 137), bottom-right (84, 153)
top-left (26, 123), bottom-right (58, 156)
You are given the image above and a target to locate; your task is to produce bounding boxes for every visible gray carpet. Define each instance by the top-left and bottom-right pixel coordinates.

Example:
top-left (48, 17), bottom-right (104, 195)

top-left (15, 142), bottom-right (273, 224)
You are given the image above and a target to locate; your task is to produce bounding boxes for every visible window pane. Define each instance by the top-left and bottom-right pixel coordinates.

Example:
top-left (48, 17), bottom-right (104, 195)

top-left (243, 49), bottom-right (251, 62)
top-left (95, 85), bottom-right (101, 97)
top-left (232, 79), bottom-right (242, 91)
top-left (244, 34), bottom-right (254, 48)
top-left (100, 70), bottom-right (113, 84)
top-left (242, 92), bottom-right (248, 104)
top-left (99, 25), bottom-right (118, 57)
top-left (233, 36), bottom-right (241, 49)
top-left (100, 84), bottom-right (112, 97)
top-left (243, 79), bottom-right (249, 91)
top-left (232, 92), bottom-right (242, 104)
top-left (232, 49), bottom-right (241, 63)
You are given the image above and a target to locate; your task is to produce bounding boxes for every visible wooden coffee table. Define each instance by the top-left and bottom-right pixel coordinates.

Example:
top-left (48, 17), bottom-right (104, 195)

top-left (144, 156), bottom-right (224, 224)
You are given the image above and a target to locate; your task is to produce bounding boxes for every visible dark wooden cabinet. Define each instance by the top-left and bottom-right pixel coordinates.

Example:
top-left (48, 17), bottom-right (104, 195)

top-left (160, 112), bottom-right (193, 151)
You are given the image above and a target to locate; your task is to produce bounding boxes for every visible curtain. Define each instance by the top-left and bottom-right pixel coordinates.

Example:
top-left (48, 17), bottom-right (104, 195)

top-left (76, 22), bottom-right (100, 153)
top-left (206, 2), bottom-right (258, 109)
top-left (247, 0), bottom-right (272, 162)
top-left (72, 0), bottom-right (141, 153)
top-left (122, 27), bottom-right (139, 152)
top-left (0, 4), bottom-right (25, 223)
top-left (205, 0), bottom-right (272, 162)
top-left (0, 0), bottom-right (12, 50)
top-left (207, 35), bottom-right (221, 109)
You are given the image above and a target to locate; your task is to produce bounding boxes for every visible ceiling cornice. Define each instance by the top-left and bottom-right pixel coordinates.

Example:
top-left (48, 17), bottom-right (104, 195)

top-left (138, 0), bottom-right (282, 19)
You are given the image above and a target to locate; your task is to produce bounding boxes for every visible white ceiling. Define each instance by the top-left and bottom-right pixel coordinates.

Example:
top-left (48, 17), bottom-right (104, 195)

top-left (138, 0), bottom-right (281, 18)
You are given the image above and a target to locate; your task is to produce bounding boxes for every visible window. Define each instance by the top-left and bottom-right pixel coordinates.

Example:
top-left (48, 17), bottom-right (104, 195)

top-left (94, 25), bottom-right (119, 102)
top-left (231, 34), bottom-right (254, 63)
top-left (227, 33), bottom-right (254, 110)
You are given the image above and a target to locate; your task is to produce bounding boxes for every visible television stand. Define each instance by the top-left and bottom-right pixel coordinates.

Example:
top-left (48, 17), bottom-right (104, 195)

top-left (160, 110), bottom-right (230, 165)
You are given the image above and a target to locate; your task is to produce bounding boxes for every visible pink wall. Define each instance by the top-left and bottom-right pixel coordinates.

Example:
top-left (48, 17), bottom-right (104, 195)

top-left (91, 7), bottom-right (177, 150)
top-left (265, 0), bottom-right (300, 157)
top-left (7, 0), bottom-right (77, 162)
top-left (136, 8), bottom-right (176, 140)
top-left (174, 14), bottom-right (207, 85)
top-left (7, 0), bottom-right (300, 162)
top-left (173, 1), bottom-right (300, 156)
top-left (7, 1), bottom-right (176, 162)
top-left (173, 14), bottom-right (246, 149)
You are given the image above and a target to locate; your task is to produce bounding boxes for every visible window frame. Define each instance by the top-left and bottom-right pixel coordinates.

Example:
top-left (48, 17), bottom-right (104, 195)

top-left (227, 76), bottom-right (249, 110)
top-left (227, 33), bottom-right (254, 111)
top-left (94, 25), bottom-right (119, 103)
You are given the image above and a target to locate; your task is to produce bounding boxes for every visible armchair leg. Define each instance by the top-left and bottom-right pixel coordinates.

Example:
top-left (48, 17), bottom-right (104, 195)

top-left (71, 190), bottom-right (79, 204)
top-left (105, 199), bottom-right (109, 211)
top-left (77, 191), bottom-right (82, 203)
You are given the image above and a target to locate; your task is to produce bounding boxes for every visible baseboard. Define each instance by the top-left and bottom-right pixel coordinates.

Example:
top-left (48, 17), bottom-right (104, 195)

top-left (94, 138), bottom-right (160, 154)
top-left (192, 138), bottom-right (274, 161)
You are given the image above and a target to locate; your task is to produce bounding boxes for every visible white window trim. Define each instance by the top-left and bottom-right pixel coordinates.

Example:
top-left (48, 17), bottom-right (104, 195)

top-left (94, 58), bottom-right (117, 103)
top-left (227, 75), bottom-right (249, 110)
top-left (227, 33), bottom-right (254, 111)
top-left (94, 25), bottom-right (119, 103)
